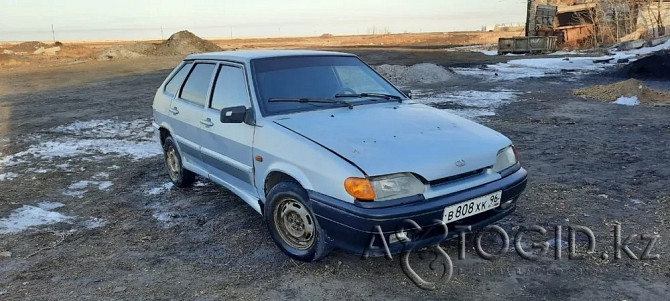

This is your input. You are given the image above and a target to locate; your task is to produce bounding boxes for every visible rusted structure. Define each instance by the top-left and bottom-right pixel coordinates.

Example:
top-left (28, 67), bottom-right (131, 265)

top-left (498, 36), bottom-right (558, 54)
top-left (527, 0), bottom-right (598, 47)
top-left (526, 0), bottom-right (670, 47)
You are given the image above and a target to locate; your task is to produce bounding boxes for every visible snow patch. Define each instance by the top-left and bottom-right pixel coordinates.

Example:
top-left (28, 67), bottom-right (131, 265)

top-left (52, 119), bottom-right (153, 138)
top-left (454, 39), bottom-right (670, 81)
top-left (613, 96), bottom-right (640, 106)
top-left (414, 90), bottom-right (520, 119)
top-left (63, 180), bottom-right (113, 198)
top-left (81, 218), bottom-right (107, 229)
top-left (0, 172), bottom-right (18, 181)
top-left (0, 202), bottom-right (73, 234)
top-left (0, 119), bottom-right (162, 171)
top-left (146, 182), bottom-right (174, 195)
top-left (445, 44), bottom-right (497, 55)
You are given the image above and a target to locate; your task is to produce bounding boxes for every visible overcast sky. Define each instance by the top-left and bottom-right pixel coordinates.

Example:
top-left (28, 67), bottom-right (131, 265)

top-left (0, 0), bottom-right (527, 41)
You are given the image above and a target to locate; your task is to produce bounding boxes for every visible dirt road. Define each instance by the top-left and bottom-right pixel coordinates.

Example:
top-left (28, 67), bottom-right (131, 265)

top-left (0, 50), bottom-right (668, 300)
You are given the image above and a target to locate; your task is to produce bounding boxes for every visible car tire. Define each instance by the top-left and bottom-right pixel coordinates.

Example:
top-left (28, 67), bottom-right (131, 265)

top-left (162, 135), bottom-right (195, 188)
top-left (265, 181), bottom-right (331, 262)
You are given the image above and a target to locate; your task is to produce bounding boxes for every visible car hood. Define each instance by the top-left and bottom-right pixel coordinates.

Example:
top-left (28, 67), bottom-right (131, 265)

top-left (273, 102), bottom-right (511, 181)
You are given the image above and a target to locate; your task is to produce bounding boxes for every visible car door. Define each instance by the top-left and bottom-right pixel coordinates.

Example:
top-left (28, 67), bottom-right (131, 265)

top-left (168, 62), bottom-right (216, 173)
top-left (200, 63), bottom-right (259, 202)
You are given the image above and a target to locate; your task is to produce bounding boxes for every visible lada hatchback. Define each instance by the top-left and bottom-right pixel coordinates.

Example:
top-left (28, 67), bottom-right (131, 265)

top-left (152, 50), bottom-right (527, 261)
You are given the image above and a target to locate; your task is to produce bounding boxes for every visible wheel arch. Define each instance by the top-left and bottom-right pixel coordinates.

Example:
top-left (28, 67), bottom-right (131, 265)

top-left (262, 164), bottom-right (314, 199)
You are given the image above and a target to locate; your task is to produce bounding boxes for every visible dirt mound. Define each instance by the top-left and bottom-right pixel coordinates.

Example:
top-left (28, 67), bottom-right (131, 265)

top-left (146, 30), bottom-right (221, 56)
top-left (574, 79), bottom-right (670, 105)
top-left (620, 50), bottom-right (670, 79)
top-left (97, 46), bottom-right (144, 60)
top-left (97, 30), bottom-right (222, 60)
top-left (9, 41), bottom-right (49, 52)
top-left (374, 63), bottom-right (456, 86)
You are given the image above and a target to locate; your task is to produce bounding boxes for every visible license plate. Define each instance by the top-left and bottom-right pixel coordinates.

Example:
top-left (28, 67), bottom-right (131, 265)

top-left (443, 191), bottom-right (502, 223)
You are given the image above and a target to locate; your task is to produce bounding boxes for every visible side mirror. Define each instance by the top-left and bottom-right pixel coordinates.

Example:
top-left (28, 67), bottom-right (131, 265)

top-left (402, 90), bottom-right (413, 99)
top-left (220, 105), bottom-right (247, 123)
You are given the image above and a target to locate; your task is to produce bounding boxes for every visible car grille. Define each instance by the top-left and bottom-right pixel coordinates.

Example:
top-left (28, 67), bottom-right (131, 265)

top-left (429, 168), bottom-right (486, 187)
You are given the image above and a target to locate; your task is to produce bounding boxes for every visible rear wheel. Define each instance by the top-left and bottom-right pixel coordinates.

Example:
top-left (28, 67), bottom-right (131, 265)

top-left (162, 136), bottom-right (195, 188)
top-left (265, 181), bottom-right (331, 262)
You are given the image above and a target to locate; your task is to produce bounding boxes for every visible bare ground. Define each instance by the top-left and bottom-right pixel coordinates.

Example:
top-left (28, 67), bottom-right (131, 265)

top-left (0, 49), bottom-right (668, 300)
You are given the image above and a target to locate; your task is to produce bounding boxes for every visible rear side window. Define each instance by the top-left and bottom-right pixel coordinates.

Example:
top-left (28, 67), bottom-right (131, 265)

top-left (180, 63), bottom-right (216, 106)
top-left (210, 65), bottom-right (251, 111)
top-left (164, 63), bottom-right (191, 96)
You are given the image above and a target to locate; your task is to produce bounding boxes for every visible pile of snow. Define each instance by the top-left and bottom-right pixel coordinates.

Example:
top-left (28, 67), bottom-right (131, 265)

top-left (374, 63), bottom-right (457, 86)
top-left (0, 202), bottom-right (72, 234)
top-left (613, 96), bottom-right (640, 106)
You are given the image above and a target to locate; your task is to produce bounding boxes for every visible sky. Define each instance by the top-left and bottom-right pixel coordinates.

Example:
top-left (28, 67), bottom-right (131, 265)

top-left (0, 0), bottom-right (527, 41)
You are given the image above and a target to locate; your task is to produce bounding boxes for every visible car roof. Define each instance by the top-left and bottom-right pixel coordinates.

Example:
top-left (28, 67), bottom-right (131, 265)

top-left (185, 50), bottom-right (356, 62)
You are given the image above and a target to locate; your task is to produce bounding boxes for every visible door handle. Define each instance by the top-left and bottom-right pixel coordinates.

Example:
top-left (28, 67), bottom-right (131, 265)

top-left (200, 118), bottom-right (214, 127)
top-left (169, 107), bottom-right (179, 115)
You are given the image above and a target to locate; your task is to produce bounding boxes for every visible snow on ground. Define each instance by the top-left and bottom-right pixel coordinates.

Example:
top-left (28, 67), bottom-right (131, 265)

top-left (445, 44), bottom-right (498, 55)
top-left (81, 218), bottom-right (107, 229)
top-left (0, 172), bottom-right (18, 181)
top-left (0, 202), bottom-right (73, 234)
top-left (454, 39), bottom-right (670, 81)
top-left (613, 96), bottom-right (640, 106)
top-left (453, 56), bottom-right (608, 81)
top-left (146, 182), bottom-right (174, 195)
top-left (63, 179), bottom-right (113, 198)
top-left (0, 119), bottom-right (162, 178)
top-left (0, 202), bottom-right (106, 234)
top-left (52, 119), bottom-right (153, 138)
top-left (412, 90), bottom-right (520, 119)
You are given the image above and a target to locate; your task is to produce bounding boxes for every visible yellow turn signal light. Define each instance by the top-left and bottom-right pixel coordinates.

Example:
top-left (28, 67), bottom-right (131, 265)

top-left (344, 177), bottom-right (376, 201)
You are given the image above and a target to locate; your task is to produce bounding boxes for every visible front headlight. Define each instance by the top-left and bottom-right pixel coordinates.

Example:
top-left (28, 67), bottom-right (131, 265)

top-left (492, 145), bottom-right (519, 173)
top-left (345, 173), bottom-right (425, 202)
top-left (370, 173), bottom-right (425, 201)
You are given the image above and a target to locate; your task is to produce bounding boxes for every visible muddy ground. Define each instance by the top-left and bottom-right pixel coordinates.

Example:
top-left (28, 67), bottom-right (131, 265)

top-left (0, 49), bottom-right (668, 300)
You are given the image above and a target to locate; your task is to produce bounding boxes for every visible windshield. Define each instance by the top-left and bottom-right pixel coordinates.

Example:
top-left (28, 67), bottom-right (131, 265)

top-left (251, 55), bottom-right (405, 116)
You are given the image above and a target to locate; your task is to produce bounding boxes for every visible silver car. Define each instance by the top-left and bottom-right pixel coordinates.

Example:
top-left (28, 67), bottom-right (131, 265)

top-left (152, 50), bottom-right (527, 261)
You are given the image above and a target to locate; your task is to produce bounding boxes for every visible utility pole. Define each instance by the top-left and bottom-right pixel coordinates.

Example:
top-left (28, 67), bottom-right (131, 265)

top-left (161, 25), bottom-right (164, 40)
top-left (51, 24), bottom-right (56, 43)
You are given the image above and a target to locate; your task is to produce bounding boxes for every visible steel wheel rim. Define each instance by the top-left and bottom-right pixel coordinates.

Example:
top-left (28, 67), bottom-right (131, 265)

top-left (274, 198), bottom-right (315, 250)
top-left (166, 146), bottom-right (180, 181)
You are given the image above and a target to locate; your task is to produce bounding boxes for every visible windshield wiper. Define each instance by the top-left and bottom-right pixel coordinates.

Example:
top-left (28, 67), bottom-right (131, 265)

top-left (334, 92), bottom-right (403, 102)
top-left (268, 97), bottom-right (354, 109)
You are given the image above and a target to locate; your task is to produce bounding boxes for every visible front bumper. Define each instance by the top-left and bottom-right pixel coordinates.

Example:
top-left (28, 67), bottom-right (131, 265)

top-left (309, 167), bottom-right (527, 256)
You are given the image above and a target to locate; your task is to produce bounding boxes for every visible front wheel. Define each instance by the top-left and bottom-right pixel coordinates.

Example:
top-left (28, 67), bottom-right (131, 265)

top-left (162, 136), bottom-right (195, 188)
top-left (264, 181), bottom-right (331, 262)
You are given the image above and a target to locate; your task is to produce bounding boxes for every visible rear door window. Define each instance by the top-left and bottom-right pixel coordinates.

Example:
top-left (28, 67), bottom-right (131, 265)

top-left (164, 63), bottom-right (192, 96)
top-left (210, 65), bottom-right (251, 111)
top-left (180, 63), bottom-right (216, 106)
